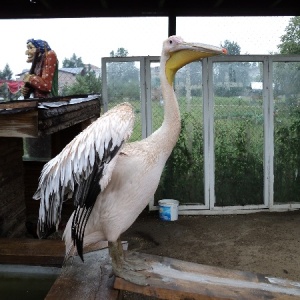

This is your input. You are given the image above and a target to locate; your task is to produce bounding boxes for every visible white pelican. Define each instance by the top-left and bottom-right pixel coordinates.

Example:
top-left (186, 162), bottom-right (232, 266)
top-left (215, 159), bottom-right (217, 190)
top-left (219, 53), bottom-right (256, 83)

top-left (33, 36), bottom-right (226, 284)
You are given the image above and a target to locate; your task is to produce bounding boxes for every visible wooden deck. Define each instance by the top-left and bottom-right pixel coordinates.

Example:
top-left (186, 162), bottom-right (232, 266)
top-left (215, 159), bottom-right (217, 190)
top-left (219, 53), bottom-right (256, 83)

top-left (1, 238), bottom-right (300, 299)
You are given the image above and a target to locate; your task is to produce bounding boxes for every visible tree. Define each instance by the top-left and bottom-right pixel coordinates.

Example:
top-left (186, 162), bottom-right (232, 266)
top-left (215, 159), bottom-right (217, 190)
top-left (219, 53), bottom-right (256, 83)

top-left (0, 64), bottom-right (13, 80)
top-left (222, 40), bottom-right (241, 55)
top-left (62, 66), bottom-right (101, 95)
top-left (0, 64), bottom-right (13, 100)
top-left (278, 17), bottom-right (300, 54)
top-left (62, 53), bottom-right (84, 68)
top-left (110, 48), bottom-right (128, 57)
top-left (61, 54), bottom-right (101, 95)
top-left (275, 17), bottom-right (300, 103)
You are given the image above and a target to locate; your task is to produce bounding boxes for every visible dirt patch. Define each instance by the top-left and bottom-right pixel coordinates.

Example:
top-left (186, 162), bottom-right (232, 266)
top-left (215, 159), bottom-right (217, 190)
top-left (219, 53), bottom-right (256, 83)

top-left (120, 209), bottom-right (300, 299)
top-left (122, 210), bottom-right (300, 280)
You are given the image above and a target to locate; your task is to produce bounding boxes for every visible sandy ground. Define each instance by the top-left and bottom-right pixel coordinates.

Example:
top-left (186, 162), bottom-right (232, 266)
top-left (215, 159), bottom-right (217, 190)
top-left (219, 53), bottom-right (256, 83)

top-left (120, 209), bottom-right (300, 299)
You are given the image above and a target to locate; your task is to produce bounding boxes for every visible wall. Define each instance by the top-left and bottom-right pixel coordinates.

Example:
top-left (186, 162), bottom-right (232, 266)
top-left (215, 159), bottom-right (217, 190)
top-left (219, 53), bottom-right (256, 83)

top-left (0, 137), bottom-right (26, 237)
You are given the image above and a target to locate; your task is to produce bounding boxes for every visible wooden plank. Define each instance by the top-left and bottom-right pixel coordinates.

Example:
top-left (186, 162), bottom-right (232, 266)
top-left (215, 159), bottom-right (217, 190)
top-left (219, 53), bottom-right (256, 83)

top-left (37, 99), bottom-right (100, 135)
top-left (0, 238), bottom-right (114, 267)
top-left (0, 95), bottom-right (88, 112)
top-left (38, 102), bottom-right (100, 135)
top-left (114, 252), bottom-right (300, 300)
top-left (0, 110), bottom-right (38, 137)
top-left (38, 98), bottom-right (100, 119)
top-left (0, 138), bottom-right (27, 237)
top-left (40, 112), bottom-right (99, 135)
top-left (0, 206), bottom-right (26, 237)
top-left (0, 96), bottom-right (100, 137)
top-left (0, 100), bottom-right (38, 110)
top-left (45, 241), bottom-right (125, 300)
top-left (0, 238), bottom-right (65, 266)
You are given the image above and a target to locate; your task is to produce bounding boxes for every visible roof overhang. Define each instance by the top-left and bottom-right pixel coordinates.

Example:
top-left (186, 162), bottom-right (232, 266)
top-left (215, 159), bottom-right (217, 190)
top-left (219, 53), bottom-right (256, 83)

top-left (0, 0), bottom-right (297, 19)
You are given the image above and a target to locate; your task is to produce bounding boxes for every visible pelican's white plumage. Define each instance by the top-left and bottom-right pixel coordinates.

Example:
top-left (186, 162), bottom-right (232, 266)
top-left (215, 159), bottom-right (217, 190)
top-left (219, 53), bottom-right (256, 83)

top-left (34, 36), bottom-right (226, 282)
top-left (34, 103), bottom-right (134, 235)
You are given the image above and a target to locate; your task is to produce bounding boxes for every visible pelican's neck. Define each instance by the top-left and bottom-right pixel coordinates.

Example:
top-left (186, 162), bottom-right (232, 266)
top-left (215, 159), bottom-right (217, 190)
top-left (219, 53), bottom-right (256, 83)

top-left (157, 61), bottom-right (181, 149)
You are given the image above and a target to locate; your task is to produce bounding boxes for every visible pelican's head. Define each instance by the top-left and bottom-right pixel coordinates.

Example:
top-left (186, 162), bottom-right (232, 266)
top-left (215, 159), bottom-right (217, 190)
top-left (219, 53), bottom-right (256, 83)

top-left (163, 35), bottom-right (227, 85)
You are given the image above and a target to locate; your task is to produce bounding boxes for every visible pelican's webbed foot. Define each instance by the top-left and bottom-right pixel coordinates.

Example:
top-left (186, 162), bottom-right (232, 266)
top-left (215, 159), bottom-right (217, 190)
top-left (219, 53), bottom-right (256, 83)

top-left (108, 239), bottom-right (151, 286)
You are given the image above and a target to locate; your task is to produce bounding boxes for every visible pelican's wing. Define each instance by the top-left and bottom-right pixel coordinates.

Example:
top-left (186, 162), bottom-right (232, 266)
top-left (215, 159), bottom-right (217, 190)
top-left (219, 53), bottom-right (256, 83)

top-left (33, 102), bottom-right (134, 258)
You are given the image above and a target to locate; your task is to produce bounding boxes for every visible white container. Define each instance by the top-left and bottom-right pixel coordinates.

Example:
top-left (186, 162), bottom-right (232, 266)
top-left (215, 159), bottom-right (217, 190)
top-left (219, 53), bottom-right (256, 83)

top-left (158, 199), bottom-right (179, 221)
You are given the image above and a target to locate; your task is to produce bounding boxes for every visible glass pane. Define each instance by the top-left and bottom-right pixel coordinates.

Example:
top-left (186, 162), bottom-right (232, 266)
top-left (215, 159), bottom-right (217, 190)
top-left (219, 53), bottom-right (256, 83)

top-left (213, 61), bottom-right (264, 206)
top-left (106, 61), bottom-right (142, 142)
top-left (273, 62), bottom-right (300, 203)
top-left (155, 62), bottom-right (205, 205)
top-left (150, 62), bottom-right (164, 133)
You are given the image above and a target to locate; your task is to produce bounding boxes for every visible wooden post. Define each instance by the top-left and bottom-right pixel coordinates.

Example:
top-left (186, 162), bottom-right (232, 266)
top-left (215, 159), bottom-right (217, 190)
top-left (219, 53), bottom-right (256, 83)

top-left (45, 241), bottom-right (127, 300)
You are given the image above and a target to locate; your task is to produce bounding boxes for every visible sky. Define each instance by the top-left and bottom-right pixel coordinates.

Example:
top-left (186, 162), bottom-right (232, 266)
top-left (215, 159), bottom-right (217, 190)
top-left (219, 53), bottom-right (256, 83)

top-left (0, 16), bottom-right (292, 79)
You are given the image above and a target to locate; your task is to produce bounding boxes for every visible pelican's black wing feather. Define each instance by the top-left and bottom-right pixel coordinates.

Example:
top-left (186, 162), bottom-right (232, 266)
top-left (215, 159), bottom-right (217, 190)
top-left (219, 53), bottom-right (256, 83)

top-left (71, 140), bottom-right (122, 261)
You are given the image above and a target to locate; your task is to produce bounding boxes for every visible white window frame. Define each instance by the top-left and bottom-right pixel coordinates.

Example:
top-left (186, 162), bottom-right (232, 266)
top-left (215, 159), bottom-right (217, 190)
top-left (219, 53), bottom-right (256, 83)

top-left (102, 55), bottom-right (300, 215)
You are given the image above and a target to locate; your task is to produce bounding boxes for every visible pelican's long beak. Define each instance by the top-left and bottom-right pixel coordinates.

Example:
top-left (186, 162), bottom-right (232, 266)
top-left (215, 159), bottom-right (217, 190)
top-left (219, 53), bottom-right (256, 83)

top-left (166, 41), bottom-right (227, 84)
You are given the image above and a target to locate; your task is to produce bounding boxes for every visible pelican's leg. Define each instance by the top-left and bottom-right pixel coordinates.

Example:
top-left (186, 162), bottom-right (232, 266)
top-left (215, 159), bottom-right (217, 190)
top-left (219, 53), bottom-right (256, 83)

top-left (108, 238), bottom-right (124, 273)
top-left (108, 238), bottom-right (150, 286)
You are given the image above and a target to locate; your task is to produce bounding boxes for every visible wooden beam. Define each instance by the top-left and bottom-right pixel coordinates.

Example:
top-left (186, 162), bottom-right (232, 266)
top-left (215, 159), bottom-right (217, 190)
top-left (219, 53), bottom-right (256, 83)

top-left (114, 252), bottom-right (300, 300)
top-left (45, 241), bottom-right (126, 300)
top-left (168, 13), bottom-right (176, 36)
top-left (0, 100), bottom-right (38, 110)
top-left (38, 104), bottom-right (100, 135)
top-left (38, 99), bottom-right (100, 135)
top-left (0, 238), bottom-right (114, 267)
top-left (0, 96), bottom-right (100, 138)
top-left (0, 110), bottom-right (38, 137)
top-left (0, 238), bottom-right (64, 266)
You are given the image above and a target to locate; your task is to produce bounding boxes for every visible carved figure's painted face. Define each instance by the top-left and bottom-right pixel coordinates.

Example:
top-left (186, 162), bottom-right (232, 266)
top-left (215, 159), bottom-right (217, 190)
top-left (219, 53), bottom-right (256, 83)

top-left (25, 42), bottom-right (36, 63)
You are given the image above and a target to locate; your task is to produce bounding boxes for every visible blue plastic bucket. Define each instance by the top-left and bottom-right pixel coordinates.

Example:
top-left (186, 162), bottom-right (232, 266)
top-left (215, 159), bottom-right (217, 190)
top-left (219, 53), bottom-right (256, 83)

top-left (158, 199), bottom-right (179, 221)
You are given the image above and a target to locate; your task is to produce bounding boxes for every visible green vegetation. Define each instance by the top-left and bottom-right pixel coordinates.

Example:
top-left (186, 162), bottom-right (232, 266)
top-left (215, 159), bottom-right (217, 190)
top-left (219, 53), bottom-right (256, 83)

top-left (62, 67), bottom-right (101, 95)
top-left (155, 96), bottom-right (265, 206)
top-left (0, 64), bottom-right (18, 100)
top-left (155, 111), bottom-right (205, 205)
top-left (108, 84), bottom-right (300, 206)
top-left (274, 108), bottom-right (300, 203)
top-left (154, 95), bottom-right (300, 206)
